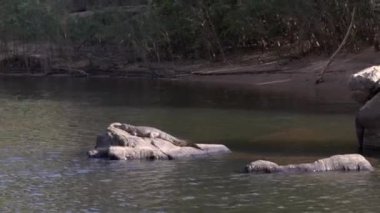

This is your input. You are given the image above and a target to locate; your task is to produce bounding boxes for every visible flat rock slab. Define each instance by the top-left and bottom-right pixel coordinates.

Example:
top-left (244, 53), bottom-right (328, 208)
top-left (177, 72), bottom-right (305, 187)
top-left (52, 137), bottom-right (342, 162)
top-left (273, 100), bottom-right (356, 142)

top-left (88, 122), bottom-right (231, 160)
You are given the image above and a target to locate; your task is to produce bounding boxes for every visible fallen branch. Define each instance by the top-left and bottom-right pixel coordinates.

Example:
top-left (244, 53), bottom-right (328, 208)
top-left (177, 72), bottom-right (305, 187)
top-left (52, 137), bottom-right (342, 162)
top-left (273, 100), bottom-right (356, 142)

top-left (316, 6), bottom-right (356, 84)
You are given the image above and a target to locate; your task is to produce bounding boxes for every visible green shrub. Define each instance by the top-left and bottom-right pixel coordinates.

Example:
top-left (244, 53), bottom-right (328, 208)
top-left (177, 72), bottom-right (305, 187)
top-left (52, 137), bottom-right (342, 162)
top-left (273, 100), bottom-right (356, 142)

top-left (0, 0), bottom-right (375, 62)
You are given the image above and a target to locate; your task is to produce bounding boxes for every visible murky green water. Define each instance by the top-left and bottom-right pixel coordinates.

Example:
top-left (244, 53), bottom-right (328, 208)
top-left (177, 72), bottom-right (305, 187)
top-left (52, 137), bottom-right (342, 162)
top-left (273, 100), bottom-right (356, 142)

top-left (0, 77), bottom-right (378, 212)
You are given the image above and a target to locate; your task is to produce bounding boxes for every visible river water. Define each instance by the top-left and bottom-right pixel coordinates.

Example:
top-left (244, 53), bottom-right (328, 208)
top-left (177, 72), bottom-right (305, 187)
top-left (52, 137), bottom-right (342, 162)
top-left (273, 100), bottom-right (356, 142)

top-left (0, 77), bottom-right (378, 212)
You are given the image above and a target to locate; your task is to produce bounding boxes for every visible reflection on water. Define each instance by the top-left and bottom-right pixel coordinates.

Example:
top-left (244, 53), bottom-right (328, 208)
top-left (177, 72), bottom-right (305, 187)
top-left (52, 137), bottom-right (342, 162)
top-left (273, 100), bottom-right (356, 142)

top-left (0, 77), bottom-right (377, 212)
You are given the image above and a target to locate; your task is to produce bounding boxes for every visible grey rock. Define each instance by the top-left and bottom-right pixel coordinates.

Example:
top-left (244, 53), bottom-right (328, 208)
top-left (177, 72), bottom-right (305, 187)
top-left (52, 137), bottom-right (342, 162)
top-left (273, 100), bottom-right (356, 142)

top-left (349, 66), bottom-right (380, 149)
top-left (245, 154), bottom-right (374, 174)
top-left (357, 92), bottom-right (380, 149)
top-left (89, 122), bottom-right (231, 160)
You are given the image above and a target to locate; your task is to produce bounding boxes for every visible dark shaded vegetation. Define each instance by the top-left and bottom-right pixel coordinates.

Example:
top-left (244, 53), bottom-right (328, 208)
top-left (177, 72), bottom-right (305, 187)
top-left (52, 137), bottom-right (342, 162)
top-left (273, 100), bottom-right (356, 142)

top-left (0, 0), bottom-right (377, 75)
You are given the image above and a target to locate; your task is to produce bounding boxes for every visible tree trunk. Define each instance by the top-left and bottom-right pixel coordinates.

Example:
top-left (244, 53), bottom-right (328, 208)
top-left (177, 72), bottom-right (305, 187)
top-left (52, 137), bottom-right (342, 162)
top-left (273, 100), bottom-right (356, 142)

top-left (316, 6), bottom-right (356, 84)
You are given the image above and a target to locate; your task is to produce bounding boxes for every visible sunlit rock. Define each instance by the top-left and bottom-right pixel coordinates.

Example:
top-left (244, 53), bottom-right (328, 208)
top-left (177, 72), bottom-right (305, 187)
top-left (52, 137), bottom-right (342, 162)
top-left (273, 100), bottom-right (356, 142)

top-left (245, 154), bottom-right (374, 173)
top-left (349, 66), bottom-right (380, 104)
top-left (349, 66), bottom-right (380, 149)
top-left (88, 122), bottom-right (231, 160)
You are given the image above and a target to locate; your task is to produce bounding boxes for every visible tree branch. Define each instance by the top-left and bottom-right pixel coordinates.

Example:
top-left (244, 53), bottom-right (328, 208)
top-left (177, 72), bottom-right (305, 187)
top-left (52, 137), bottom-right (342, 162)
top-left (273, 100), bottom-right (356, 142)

top-left (316, 6), bottom-right (356, 84)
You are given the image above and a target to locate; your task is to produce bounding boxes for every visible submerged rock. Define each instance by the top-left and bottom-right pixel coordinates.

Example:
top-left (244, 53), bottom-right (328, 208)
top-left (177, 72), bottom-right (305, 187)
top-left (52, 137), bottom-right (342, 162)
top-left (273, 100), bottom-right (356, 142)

top-left (349, 66), bottom-right (380, 149)
top-left (245, 154), bottom-right (374, 174)
top-left (88, 122), bottom-right (231, 160)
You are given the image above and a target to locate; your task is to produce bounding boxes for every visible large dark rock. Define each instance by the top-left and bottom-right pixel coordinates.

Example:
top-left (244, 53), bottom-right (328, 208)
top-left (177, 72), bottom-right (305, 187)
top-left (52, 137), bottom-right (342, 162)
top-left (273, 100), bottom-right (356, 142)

top-left (349, 66), bottom-right (380, 149)
top-left (88, 122), bottom-right (231, 160)
top-left (349, 66), bottom-right (380, 104)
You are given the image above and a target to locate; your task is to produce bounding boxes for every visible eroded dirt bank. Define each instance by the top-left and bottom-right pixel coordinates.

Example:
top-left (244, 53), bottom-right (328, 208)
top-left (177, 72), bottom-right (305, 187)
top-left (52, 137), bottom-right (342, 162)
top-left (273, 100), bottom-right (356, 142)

top-left (1, 47), bottom-right (380, 107)
top-left (180, 48), bottom-right (380, 106)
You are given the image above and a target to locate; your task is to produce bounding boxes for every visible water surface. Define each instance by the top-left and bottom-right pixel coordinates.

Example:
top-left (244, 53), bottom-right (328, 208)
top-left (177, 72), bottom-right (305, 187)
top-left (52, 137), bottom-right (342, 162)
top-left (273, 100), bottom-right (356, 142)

top-left (0, 77), bottom-right (377, 212)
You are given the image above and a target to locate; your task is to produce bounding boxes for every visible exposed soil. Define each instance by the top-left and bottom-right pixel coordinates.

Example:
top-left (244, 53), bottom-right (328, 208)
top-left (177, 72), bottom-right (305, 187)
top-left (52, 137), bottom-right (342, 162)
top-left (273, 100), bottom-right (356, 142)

top-left (1, 46), bottom-right (379, 106)
top-left (179, 47), bottom-right (380, 105)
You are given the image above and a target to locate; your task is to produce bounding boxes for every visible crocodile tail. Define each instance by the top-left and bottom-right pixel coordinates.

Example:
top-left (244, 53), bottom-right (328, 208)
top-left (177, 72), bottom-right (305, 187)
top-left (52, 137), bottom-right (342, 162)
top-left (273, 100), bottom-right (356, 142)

top-left (190, 143), bottom-right (203, 150)
top-left (160, 132), bottom-right (203, 150)
top-left (173, 139), bottom-right (202, 150)
top-left (159, 132), bottom-right (180, 142)
top-left (167, 137), bottom-right (188, 147)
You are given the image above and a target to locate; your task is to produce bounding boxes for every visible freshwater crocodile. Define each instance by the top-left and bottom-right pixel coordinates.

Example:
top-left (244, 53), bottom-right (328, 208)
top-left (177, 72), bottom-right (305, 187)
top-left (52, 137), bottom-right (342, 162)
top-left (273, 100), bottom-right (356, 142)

top-left (245, 154), bottom-right (374, 173)
top-left (112, 123), bottom-right (202, 149)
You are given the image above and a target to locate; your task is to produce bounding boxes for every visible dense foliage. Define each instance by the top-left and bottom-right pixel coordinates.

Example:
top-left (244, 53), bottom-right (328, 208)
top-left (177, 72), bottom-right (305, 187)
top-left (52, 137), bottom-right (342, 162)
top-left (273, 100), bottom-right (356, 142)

top-left (0, 0), bottom-right (376, 63)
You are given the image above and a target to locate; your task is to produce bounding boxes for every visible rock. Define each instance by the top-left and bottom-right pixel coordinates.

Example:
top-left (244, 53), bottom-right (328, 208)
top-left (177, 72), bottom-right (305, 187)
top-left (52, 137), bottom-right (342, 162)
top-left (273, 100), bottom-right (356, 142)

top-left (357, 92), bottom-right (380, 149)
top-left (349, 66), bottom-right (380, 149)
top-left (245, 154), bottom-right (374, 174)
top-left (349, 66), bottom-right (380, 103)
top-left (88, 122), bottom-right (231, 160)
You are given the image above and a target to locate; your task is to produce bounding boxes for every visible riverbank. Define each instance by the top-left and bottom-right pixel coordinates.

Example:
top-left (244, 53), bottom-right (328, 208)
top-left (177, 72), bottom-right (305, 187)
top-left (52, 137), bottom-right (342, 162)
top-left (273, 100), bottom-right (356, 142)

top-left (180, 47), bottom-right (380, 106)
top-left (2, 47), bottom-right (379, 107)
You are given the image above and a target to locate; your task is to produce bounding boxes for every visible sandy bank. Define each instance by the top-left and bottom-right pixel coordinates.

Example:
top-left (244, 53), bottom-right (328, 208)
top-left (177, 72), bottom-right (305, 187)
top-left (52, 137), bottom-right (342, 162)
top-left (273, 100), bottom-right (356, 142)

top-left (179, 48), bottom-right (380, 106)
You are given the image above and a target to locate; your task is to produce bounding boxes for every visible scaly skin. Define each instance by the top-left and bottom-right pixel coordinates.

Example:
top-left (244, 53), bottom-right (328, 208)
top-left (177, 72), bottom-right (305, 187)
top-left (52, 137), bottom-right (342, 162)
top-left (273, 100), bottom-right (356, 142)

top-left (112, 123), bottom-right (202, 149)
top-left (245, 154), bottom-right (374, 173)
